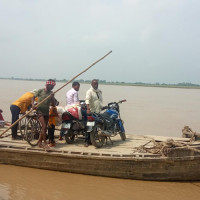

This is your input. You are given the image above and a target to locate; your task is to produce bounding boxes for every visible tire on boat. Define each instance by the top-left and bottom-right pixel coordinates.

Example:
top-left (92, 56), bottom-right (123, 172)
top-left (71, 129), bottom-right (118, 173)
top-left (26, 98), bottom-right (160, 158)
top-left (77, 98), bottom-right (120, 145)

top-left (90, 124), bottom-right (105, 148)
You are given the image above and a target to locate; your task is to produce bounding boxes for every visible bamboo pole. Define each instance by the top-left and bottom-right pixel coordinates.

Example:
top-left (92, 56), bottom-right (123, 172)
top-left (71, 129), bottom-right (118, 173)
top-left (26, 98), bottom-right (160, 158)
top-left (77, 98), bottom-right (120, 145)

top-left (0, 50), bottom-right (112, 137)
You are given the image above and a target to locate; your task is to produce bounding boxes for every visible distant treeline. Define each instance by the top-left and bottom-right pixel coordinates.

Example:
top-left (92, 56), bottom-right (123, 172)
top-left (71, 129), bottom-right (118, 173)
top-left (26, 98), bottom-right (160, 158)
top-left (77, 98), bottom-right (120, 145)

top-left (0, 77), bottom-right (200, 88)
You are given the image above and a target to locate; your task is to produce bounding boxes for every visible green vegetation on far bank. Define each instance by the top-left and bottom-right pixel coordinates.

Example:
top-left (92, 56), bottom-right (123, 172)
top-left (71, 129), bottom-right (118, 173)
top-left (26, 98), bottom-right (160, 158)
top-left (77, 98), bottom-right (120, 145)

top-left (0, 77), bottom-right (200, 89)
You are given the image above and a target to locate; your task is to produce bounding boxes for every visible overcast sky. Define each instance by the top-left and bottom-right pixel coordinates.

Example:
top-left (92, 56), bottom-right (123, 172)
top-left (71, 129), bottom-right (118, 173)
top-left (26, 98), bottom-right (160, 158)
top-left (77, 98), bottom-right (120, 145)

top-left (0, 0), bottom-right (200, 84)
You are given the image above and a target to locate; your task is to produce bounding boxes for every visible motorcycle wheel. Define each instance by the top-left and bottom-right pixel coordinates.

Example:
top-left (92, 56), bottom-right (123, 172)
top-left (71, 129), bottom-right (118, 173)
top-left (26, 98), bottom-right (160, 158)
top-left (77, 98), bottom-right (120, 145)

top-left (119, 131), bottom-right (126, 141)
top-left (116, 122), bottom-right (126, 141)
top-left (90, 124), bottom-right (106, 148)
top-left (65, 129), bottom-right (75, 144)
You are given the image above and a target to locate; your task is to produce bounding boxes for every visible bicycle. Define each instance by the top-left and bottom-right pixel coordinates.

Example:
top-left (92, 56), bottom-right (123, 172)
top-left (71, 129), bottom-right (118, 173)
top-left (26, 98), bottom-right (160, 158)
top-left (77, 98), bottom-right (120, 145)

top-left (18, 113), bottom-right (29, 139)
top-left (24, 112), bottom-right (41, 146)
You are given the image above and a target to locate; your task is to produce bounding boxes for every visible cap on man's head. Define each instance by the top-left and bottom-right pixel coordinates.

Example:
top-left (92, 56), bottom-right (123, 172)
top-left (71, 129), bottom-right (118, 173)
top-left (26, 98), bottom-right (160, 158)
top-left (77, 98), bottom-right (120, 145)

top-left (46, 79), bottom-right (56, 86)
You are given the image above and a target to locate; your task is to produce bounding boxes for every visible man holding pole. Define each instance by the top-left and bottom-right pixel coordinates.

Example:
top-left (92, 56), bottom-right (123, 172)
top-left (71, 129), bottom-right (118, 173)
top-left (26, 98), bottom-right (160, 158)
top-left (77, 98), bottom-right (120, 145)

top-left (32, 79), bottom-right (56, 149)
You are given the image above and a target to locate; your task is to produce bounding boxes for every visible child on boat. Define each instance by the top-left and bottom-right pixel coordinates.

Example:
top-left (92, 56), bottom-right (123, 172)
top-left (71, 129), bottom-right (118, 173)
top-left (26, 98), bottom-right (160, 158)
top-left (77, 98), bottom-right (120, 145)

top-left (48, 100), bottom-right (59, 147)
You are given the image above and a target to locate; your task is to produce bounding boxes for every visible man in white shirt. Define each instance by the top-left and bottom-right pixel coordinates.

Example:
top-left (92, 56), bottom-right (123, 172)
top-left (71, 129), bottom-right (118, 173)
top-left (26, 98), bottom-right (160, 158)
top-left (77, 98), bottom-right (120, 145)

top-left (66, 82), bottom-right (80, 106)
top-left (59, 82), bottom-right (81, 140)
top-left (85, 79), bottom-right (103, 114)
top-left (85, 79), bottom-right (103, 147)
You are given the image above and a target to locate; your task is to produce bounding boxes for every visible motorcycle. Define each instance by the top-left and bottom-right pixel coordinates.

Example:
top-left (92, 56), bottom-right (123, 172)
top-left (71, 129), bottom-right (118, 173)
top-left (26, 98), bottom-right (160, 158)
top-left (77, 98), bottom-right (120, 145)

top-left (61, 101), bottom-right (89, 144)
top-left (87, 99), bottom-right (126, 148)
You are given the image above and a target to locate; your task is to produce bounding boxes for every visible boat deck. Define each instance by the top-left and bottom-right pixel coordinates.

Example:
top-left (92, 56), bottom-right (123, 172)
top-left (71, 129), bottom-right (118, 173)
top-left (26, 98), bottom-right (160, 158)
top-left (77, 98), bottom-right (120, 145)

top-left (0, 126), bottom-right (194, 158)
top-left (2, 127), bottom-right (200, 181)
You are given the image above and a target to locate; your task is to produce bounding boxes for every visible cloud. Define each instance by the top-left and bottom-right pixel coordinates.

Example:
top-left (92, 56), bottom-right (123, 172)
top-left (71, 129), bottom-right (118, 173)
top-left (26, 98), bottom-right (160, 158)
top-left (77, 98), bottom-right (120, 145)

top-left (82, 31), bottom-right (111, 43)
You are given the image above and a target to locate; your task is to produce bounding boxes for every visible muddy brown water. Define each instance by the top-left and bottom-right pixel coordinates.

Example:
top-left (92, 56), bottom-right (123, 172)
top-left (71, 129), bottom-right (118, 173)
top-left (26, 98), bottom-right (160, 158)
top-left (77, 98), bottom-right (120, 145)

top-left (1, 79), bottom-right (200, 199)
top-left (1, 164), bottom-right (200, 200)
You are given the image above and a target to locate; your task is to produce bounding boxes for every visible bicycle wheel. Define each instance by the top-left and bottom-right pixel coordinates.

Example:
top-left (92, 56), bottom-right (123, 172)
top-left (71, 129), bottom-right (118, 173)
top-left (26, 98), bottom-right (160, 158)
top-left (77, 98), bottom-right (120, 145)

top-left (18, 115), bottom-right (28, 139)
top-left (25, 118), bottom-right (41, 146)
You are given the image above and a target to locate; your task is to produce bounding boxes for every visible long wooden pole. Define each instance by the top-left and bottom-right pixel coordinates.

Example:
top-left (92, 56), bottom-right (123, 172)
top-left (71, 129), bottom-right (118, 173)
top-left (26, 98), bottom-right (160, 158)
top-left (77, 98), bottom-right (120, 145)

top-left (0, 50), bottom-right (112, 137)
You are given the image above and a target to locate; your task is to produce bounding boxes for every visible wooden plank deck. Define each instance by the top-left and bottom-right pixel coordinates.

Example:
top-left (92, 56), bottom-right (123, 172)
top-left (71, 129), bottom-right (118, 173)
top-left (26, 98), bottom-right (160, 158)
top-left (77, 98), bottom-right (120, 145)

top-left (0, 126), bottom-right (192, 157)
top-left (1, 126), bottom-right (200, 181)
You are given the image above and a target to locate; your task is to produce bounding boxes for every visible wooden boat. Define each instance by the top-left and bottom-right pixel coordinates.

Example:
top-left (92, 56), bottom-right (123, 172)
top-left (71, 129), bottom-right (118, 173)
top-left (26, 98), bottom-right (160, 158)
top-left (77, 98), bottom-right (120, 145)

top-left (1, 127), bottom-right (200, 181)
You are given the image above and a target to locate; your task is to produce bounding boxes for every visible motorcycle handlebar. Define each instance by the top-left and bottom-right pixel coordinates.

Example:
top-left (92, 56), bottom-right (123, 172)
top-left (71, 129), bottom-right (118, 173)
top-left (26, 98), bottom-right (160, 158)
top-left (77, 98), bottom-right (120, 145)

top-left (102, 100), bottom-right (127, 109)
top-left (118, 99), bottom-right (127, 104)
top-left (102, 106), bottom-right (108, 110)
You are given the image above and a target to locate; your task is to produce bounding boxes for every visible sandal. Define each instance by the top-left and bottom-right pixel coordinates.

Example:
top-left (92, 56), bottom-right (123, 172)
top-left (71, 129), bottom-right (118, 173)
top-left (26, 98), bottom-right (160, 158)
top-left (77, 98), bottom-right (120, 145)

top-left (43, 143), bottom-right (50, 150)
top-left (48, 143), bottom-right (56, 147)
top-left (37, 143), bottom-right (44, 148)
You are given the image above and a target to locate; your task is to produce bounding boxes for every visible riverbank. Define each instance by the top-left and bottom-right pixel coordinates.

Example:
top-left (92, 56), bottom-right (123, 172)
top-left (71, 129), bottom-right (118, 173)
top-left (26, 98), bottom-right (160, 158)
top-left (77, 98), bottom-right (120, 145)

top-left (1, 77), bottom-right (200, 89)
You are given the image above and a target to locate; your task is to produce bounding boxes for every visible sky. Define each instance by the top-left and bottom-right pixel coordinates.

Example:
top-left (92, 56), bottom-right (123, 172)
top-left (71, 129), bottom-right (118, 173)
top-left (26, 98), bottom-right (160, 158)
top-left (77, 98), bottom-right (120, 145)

top-left (0, 0), bottom-right (200, 84)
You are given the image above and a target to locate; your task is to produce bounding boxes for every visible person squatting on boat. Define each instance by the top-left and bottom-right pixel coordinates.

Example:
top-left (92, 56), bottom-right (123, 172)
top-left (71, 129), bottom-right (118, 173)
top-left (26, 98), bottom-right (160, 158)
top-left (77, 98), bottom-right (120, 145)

top-left (32, 79), bottom-right (56, 149)
top-left (0, 109), bottom-right (10, 127)
top-left (10, 89), bottom-right (38, 140)
top-left (85, 79), bottom-right (103, 147)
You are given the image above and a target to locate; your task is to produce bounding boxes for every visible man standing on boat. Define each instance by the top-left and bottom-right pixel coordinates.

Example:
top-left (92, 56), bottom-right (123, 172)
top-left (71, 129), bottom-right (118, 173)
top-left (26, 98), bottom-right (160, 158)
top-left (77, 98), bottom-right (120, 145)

top-left (10, 89), bottom-right (38, 140)
top-left (59, 81), bottom-right (81, 140)
top-left (32, 79), bottom-right (56, 149)
top-left (59, 81), bottom-right (87, 140)
top-left (66, 81), bottom-right (87, 120)
top-left (66, 81), bottom-right (80, 107)
top-left (85, 79), bottom-right (103, 147)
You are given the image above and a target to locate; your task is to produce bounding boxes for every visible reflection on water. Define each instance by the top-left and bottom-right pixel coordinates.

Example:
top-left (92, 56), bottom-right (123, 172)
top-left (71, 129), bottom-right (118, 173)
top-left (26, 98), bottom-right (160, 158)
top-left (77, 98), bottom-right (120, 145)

top-left (0, 183), bottom-right (10, 200)
top-left (0, 164), bottom-right (200, 200)
top-left (1, 80), bottom-right (200, 199)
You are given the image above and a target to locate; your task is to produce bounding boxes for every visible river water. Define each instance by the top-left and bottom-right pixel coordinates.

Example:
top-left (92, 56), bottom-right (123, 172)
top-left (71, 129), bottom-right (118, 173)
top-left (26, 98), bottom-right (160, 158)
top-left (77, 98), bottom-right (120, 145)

top-left (0, 79), bottom-right (200, 199)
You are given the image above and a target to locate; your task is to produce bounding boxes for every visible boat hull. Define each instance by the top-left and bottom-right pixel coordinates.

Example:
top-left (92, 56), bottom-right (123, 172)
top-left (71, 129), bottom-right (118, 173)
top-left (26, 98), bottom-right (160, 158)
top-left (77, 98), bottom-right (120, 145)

top-left (0, 146), bottom-right (200, 181)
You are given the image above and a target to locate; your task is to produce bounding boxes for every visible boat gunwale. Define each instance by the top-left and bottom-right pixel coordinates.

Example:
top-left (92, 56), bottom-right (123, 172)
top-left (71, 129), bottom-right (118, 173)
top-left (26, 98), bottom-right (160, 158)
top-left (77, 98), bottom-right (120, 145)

top-left (1, 144), bottom-right (200, 161)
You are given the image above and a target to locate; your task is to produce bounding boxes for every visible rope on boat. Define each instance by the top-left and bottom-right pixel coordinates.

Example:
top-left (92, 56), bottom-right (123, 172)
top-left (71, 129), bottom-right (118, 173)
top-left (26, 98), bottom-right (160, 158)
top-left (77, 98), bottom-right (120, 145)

top-left (135, 138), bottom-right (200, 157)
top-left (182, 126), bottom-right (200, 142)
